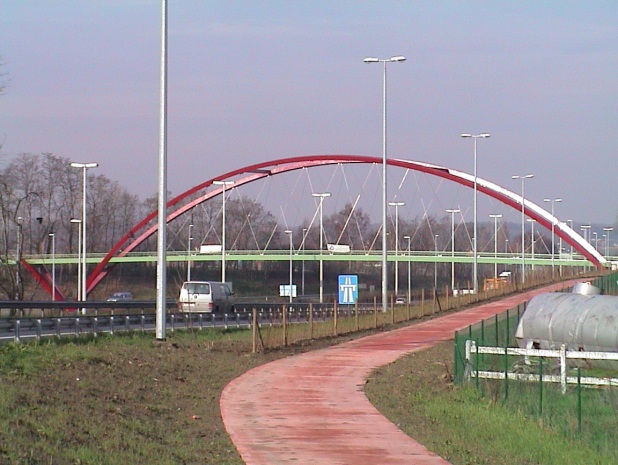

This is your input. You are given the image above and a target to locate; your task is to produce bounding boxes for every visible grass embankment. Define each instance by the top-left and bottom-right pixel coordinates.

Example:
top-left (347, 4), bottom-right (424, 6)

top-left (0, 326), bottom-right (386, 465)
top-left (365, 341), bottom-right (618, 465)
top-left (0, 330), bottom-right (263, 465)
top-left (2, 319), bottom-right (617, 465)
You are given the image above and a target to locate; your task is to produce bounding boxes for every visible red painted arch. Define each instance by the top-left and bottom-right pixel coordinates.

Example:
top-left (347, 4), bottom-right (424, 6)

top-left (27, 154), bottom-right (606, 298)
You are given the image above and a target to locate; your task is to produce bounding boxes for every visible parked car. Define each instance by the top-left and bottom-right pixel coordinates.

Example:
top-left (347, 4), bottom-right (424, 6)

top-left (395, 296), bottom-right (406, 305)
top-left (106, 292), bottom-right (133, 302)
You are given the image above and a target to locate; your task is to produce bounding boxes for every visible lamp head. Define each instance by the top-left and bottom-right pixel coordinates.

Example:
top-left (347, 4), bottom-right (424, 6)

top-left (363, 57), bottom-right (379, 63)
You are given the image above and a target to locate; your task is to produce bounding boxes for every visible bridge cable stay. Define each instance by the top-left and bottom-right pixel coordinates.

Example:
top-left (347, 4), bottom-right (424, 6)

top-left (333, 161), bottom-right (376, 250)
top-left (333, 163), bottom-right (359, 248)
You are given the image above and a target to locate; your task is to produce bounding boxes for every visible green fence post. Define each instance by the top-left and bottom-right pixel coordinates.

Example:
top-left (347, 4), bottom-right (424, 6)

top-left (481, 319), bottom-right (485, 346)
top-left (506, 309), bottom-right (510, 347)
top-left (503, 347), bottom-right (509, 402)
top-left (577, 368), bottom-right (582, 434)
top-left (476, 340), bottom-right (480, 391)
top-left (539, 358), bottom-right (543, 418)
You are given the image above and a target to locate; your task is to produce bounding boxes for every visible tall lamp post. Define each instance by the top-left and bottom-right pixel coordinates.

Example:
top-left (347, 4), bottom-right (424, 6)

top-left (446, 208), bottom-right (460, 292)
top-left (527, 218), bottom-right (536, 272)
top-left (15, 216), bottom-right (22, 300)
top-left (567, 219), bottom-right (574, 259)
top-left (312, 192), bottom-right (331, 303)
top-left (49, 233), bottom-right (56, 301)
top-left (543, 197), bottom-right (562, 278)
top-left (70, 162), bottom-right (98, 309)
top-left (213, 180), bottom-right (235, 283)
top-left (389, 201), bottom-right (405, 296)
top-left (512, 174), bottom-right (534, 285)
top-left (434, 235), bottom-right (439, 294)
top-left (364, 54), bottom-right (406, 312)
top-left (593, 232), bottom-right (599, 251)
top-left (301, 227), bottom-right (307, 296)
top-left (187, 224), bottom-right (193, 282)
top-left (581, 225), bottom-right (591, 243)
top-left (403, 235), bottom-right (411, 303)
top-left (581, 224), bottom-right (591, 271)
top-left (489, 214), bottom-right (502, 281)
top-left (461, 133), bottom-right (490, 296)
top-left (70, 218), bottom-right (82, 302)
top-left (285, 230), bottom-right (293, 303)
top-left (603, 227), bottom-right (613, 258)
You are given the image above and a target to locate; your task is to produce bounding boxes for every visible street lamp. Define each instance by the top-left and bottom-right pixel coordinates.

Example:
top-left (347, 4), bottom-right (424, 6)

top-left (389, 201), bottom-right (405, 296)
top-left (567, 220), bottom-right (574, 259)
top-left (49, 233), bottom-right (56, 301)
top-left (15, 216), bottom-right (22, 300)
top-left (434, 234), bottom-right (439, 293)
top-left (593, 231), bottom-right (599, 251)
top-left (213, 180), bottom-right (235, 283)
top-left (364, 54), bottom-right (406, 312)
top-left (489, 214), bottom-right (502, 281)
top-left (527, 219), bottom-right (536, 271)
top-left (285, 230), bottom-right (293, 303)
top-left (512, 174), bottom-right (534, 285)
top-left (312, 192), bottom-right (331, 303)
top-left (187, 224), bottom-right (193, 282)
top-left (403, 235), bottom-right (411, 303)
top-left (70, 161), bottom-right (98, 307)
top-left (581, 224), bottom-right (591, 270)
top-left (70, 218), bottom-right (82, 302)
top-left (446, 209), bottom-right (461, 292)
top-left (543, 197), bottom-right (562, 278)
top-left (581, 225), bottom-right (591, 242)
top-left (302, 227), bottom-right (307, 296)
top-left (461, 133), bottom-right (490, 296)
top-left (603, 227), bottom-right (613, 257)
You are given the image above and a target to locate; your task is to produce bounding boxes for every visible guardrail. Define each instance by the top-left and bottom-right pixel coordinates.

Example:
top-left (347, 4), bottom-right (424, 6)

top-left (0, 300), bottom-right (383, 344)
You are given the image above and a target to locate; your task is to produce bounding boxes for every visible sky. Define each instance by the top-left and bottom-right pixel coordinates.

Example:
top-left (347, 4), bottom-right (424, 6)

top-left (1, 1), bottom-right (617, 228)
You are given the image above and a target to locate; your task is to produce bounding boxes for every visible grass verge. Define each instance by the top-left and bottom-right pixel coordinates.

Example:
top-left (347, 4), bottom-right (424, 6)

top-left (0, 325), bottom-right (388, 465)
top-left (364, 340), bottom-right (617, 465)
top-left (0, 329), bottom-right (271, 464)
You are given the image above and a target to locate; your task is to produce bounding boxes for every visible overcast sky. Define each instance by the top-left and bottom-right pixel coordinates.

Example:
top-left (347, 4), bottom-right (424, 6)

top-left (1, 1), bottom-right (617, 227)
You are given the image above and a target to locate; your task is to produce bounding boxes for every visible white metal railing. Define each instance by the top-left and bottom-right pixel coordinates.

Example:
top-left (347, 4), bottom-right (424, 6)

top-left (464, 340), bottom-right (618, 394)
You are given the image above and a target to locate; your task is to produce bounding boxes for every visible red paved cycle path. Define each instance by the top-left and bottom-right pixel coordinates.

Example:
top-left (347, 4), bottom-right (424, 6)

top-left (220, 281), bottom-right (579, 465)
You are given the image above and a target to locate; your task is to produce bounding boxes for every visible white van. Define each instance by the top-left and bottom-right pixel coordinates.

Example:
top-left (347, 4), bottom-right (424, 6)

top-left (178, 281), bottom-right (234, 313)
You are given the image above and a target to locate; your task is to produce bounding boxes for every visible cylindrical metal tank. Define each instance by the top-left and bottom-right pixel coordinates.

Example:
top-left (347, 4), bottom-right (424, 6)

top-left (515, 292), bottom-right (618, 354)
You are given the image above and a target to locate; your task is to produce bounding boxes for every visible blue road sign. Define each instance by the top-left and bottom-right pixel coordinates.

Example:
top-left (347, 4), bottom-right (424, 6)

top-left (338, 275), bottom-right (358, 305)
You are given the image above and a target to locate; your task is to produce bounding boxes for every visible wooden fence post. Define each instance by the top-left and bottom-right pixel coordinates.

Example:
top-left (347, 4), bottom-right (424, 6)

top-left (374, 296), bottom-right (378, 329)
top-left (333, 300), bottom-right (338, 337)
top-left (421, 288), bottom-right (425, 316)
top-left (252, 308), bottom-right (257, 353)
top-left (309, 302), bottom-right (314, 340)
top-left (282, 304), bottom-right (287, 347)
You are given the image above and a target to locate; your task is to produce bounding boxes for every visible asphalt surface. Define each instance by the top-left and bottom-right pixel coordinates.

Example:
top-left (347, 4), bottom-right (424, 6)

top-left (220, 280), bottom-right (580, 465)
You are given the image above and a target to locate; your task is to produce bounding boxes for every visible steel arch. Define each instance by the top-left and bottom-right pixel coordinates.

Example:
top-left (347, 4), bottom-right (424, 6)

top-left (31, 154), bottom-right (606, 299)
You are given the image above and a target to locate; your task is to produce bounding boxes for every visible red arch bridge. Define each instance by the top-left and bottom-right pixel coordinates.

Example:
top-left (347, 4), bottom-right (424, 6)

top-left (22, 154), bottom-right (607, 300)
